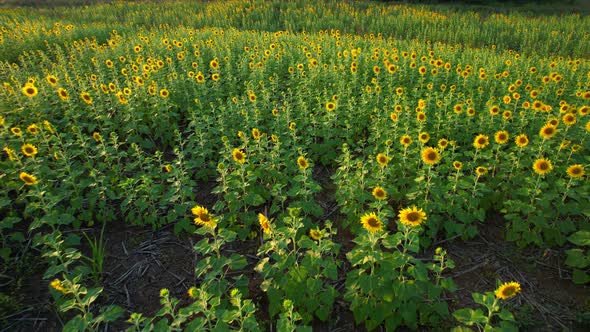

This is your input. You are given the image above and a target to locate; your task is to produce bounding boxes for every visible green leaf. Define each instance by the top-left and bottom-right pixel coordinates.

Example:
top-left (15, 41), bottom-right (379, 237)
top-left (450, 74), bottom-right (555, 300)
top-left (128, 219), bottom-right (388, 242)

top-left (573, 269), bottom-right (590, 284)
top-left (244, 193), bottom-right (266, 207)
top-left (568, 231), bottom-right (590, 246)
top-left (81, 287), bottom-right (103, 306)
top-left (453, 308), bottom-right (486, 325)
top-left (62, 315), bottom-right (87, 332)
top-left (565, 249), bottom-right (589, 269)
top-left (95, 305), bottom-right (124, 323)
top-left (498, 308), bottom-right (515, 321)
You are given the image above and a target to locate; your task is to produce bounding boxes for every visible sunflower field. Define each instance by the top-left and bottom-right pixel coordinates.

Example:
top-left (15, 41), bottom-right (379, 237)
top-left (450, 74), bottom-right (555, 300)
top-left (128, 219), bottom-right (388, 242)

top-left (1, 0), bottom-right (589, 331)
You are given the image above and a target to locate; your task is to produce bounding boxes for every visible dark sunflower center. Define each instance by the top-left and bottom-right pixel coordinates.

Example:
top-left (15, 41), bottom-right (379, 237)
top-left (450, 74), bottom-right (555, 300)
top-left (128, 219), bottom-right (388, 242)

top-left (200, 213), bottom-right (210, 222)
top-left (572, 168), bottom-right (581, 175)
top-left (499, 134), bottom-right (506, 140)
top-left (26, 88), bottom-right (34, 94)
top-left (367, 217), bottom-right (379, 228)
top-left (502, 287), bottom-right (515, 297)
top-left (539, 162), bottom-right (548, 170)
top-left (427, 152), bottom-right (437, 160)
top-left (25, 147), bottom-right (33, 153)
top-left (478, 138), bottom-right (486, 144)
top-left (407, 212), bottom-right (419, 222)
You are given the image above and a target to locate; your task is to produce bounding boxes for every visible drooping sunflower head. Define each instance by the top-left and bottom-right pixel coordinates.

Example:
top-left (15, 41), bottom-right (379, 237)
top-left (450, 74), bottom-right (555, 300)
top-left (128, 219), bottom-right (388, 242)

top-left (360, 212), bottom-right (383, 233)
top-left (533, 158), bottom-right (553, 176)
top-left (21, 144), bottom-right (38, 157)
top-left (400, 135), bottom-right (412, 147)
top-left (309, 228), bottom-right (322, 241)
top-left (376, 153), bottom-right (389, 167)
top-left (476, 166), bottom-right (488, 177)
top-left (187, 286), bottom-right (198, 299)
top-left (258, 213), bottom-right (271, 234)
top-left (398, 206), bottom-right (427, 227)
top-left (372, 186), bottom-right (387, 201)
top-left (494, 281), bottom-right (521, 300)
top-left (515, 134), bottom-right (529, 148)
top-left (50, 279), bottom-right (67, 294)
top-left (421, 147), bottom-right (441, 166)
top-left (473, 134), bottom-right (489, 149)
top-left (539, 124), bottom-right (557, 139)
top-left (297, 156), bottom-right (309, 170)
top-left (232, 149), bottom-right (246, 164)
top-left (19, 172), bottom-right (38, 185)
top-left (566, 164), bottom-right (584, 178)
top-left (494, 130), bottom-right (509, 144)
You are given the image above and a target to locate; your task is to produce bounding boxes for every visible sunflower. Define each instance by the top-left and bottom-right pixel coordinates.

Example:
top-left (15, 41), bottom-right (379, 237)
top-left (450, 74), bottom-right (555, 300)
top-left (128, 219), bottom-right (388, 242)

top-left (309, 229), bottom-right (322, 241)
top-left (159, 89), bottom-right (169, 98)
top-left (325, 101), bottom-right (336, 112)
top-left (515, 134), bottom-right (529, 148)
top-left (566, 164), bottom-right (584, 178)
top-left (418, 132), bottom-right (430, 144)
top-left (21, 144), bottom-right (38, 157)
top-left (187, 286), bottom-right (198, 299)
top-left (438, 138), bottom-right (449, 150)
top-left (360, 212), bottom-right (383, 233)
top-left (19, 172), bottom-right (38, 185)
top-left (251, 128), bottom-right (261, 140)
top-left (3, 147), bottom-right (17, 161)
top-left (232, 149), bottom-right (246, 164)
top-left (489, 105), bottom-right (500, 116)
top-left (476, 166), bottom-right (488, 176)
top-left (27, 124), bottom-right (40, 135)
top-left (494, 130), bottom-right (509, 144)
top-left (539, 124), bottom-right (557, 140)
top-left (372, 186), bottom-right (387, 200)
top-left (533, 158), bottom-right (553, 175)
top-left (400, 135), bottom-right (412, 147)
top-left (191, 205), bottom-right (217, 227)
top-left (473, 134), bottom-right (489, 149)
top-left (80, 92), bottom-right (92, 104)
top-left (11, 127), bottom-right (22, 136)
top-left (258, 213), bottom-right (271, 234)
top-left (297, 156), bottom-right (309, 170)
top-left (376, 153), bottom-right (389, 167)
top-left (494, 281), bottom-right (521, 300)
top-left (390, 112), bottom-right (398, 122)
top-left (453, 161), bottom-right (463, 170)
top-left (164, 165), bottom-right (172, 173)
top-left (50, 279), bottom-right (67, 294)
top-left (421, 147), bottom-right (441, 166)
top-left (416, 111), bottom-right (426, 122)
top-left (398, 206), bottom-right (427, 227)
top-left (562, 113), bottom-right (576, 126)
top-left (22, 84), bottom-right (38, 97)
top-left (196, 72), bottom-right (205, 83)
top-left (92, 132), bottom-right (102, 143)
top-left (46, 75), bottom-right (58, 86)
top-left (212, 73), bottom-right (220, 81)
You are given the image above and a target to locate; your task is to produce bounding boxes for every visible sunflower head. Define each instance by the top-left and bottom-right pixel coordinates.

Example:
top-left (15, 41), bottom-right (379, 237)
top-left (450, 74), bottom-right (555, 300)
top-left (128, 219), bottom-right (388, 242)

top-left (421, 147), bottom-right (441, 166)
top-left (252, 128), bottom-right (261, 140)
top-left (21, 144), bottom-right (38, 157)
top-left (360, 212), bottom-right (383, 233)
top-left (476, 166), bottom-right (488, 177)
top-left (191, 205), bottom-right (217, 227)
top-left (19, 172), bottom-right (38, 185)
top-left (539, 124), bottom-right (557, 139)
top-left (418, 132), bottom-right (430, 144)
top-left (400, 135), bottom-right (412, 147)
top-left (232, 149), bottom-right (246, 164)
top-left (473, 134), bottom-right (489, 149)
top-left (494, 281), bottom-right (521, 300)
top-left (453, 161), bottom-right (463, 171)
top-left (398, 206), bottom-right (427, 227)
top-left (533, 158), bottom-right (553, 176)
top-left (494, 130), bottom-right (509, 144)
top-left (258, 213), bottom-right (271, 234)
top-left (515, 134), bottom-right (529, 148)
top-left (372, 186), bottom-right (387, 201)
top-left (566, 164), bottom-right (584, 178)
top-left (437, 138), bottom-right (449, 150)
top-left (325, 101), bottom-right (336, 112)
top-left (22, 84), bottom-right (38, 97)
top-left (50, 279), bottom-right (67, 294)
top-left (297, 156), bottom-right (309, 170)
top-left (309, 229), bottom-right (322, 241)
top-left (376, 153), bottom-right (389, 167)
